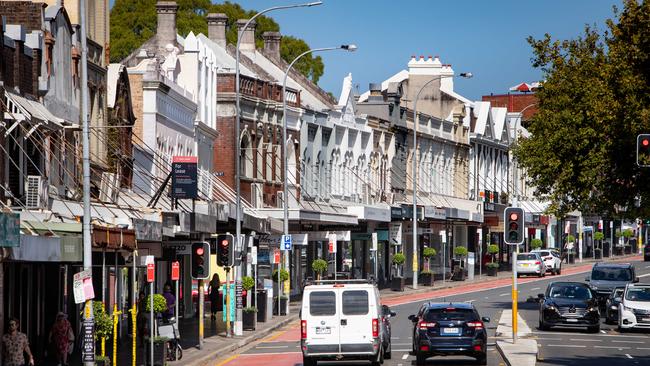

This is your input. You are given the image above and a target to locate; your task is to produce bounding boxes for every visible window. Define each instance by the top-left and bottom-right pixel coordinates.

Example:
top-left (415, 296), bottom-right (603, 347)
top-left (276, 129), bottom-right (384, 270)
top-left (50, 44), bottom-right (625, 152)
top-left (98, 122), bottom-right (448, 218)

top-left (591, 267), bottom-right (633, 282)
top-left (517, 254), bottom-right (538, 261)
top-left (342, 290), bottom-right (369, 315)
top-left (625, 287), bottom-right (650, 302)
top-left (310, 291), bottom-right (336, 316)
top-left (425, 308), bottom-right (476, 322)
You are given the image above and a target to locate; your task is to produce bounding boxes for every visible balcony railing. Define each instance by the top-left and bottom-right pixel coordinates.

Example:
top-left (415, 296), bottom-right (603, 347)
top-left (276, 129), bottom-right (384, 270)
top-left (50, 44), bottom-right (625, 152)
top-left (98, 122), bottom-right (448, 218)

top-left (217, 74), bottom-right (300, 108)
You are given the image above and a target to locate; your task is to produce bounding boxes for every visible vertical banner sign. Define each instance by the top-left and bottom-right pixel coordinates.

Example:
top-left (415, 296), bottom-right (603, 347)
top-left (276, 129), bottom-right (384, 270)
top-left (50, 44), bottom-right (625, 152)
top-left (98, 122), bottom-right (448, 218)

top-left (147, 263), bottom-right (155, 283)
top-left (598, 220), bottom-right (603, 230)
top-left (251, 246), bottom-right (258, 265)
top-left (328, 234), bottom-right (337, 254)
top-left (273, 249), bottom-right (281, 264)
top-left (82, 319), bottom-right (95, 362)
top-left (171, 261), bottom-right (180, 281)
top-left (171, 156), bottom-right (198, 199)
top-left (389, 222), bottom-right (402, 246)
top-left (371, 233), bottom-right (378, 251)
top-left (235, 281), bottom-right (243, 309)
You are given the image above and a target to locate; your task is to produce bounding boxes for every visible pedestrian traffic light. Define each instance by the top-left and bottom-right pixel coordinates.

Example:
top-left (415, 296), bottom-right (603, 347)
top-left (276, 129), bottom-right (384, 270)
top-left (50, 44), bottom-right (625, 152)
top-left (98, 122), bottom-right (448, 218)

top-left (216, 234), bottom-right (235, 267)
top-left (504, 207), bottom-right (525, 245)
top-left (191, 242), bottom-right (210, 279)
top-left (637, 134), bottom-right (650, 167)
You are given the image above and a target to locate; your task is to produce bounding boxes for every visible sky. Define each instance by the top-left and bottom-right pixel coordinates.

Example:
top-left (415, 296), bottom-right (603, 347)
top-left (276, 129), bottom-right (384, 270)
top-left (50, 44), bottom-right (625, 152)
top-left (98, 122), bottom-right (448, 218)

top-left (111, 0), bottom-right (622, 100)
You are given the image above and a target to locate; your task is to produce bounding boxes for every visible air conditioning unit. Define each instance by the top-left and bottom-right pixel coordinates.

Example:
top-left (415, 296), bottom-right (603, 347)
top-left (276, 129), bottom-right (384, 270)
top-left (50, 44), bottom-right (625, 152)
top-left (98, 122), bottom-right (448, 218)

top-left (251, 183), bottom-right (263, 209)
top-left (276, 191), bottom-right (284, 208)
top-left (99, 172), bottom-right (119, 203)
top-left (25, 175), bottom-right (44, 209)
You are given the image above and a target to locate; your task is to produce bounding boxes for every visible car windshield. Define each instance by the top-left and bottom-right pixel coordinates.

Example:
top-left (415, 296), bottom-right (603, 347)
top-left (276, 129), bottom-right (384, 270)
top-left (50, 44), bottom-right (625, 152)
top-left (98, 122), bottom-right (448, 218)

top-left (517, 254), bottom-right (538, 261)
top-left (425, 308), bottom-right (476, 322)
top-left (591, 267), bottom-right (633, 281)
top-left (625, 287), bottom-right (650, 302)
top-left (549, 285), bottom-right (592, 300)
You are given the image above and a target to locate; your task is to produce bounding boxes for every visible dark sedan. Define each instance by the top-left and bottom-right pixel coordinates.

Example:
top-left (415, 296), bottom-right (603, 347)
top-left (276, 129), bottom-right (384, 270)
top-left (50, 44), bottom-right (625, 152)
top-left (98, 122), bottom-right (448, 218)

top-left (409, 302), bottom-right (490, 365)
top-left (381, 305), bottom-right (396, 360)
top-left (538, 282), bottom-right (601, 332)
top-left (605, 287), bottom-right (625, 324)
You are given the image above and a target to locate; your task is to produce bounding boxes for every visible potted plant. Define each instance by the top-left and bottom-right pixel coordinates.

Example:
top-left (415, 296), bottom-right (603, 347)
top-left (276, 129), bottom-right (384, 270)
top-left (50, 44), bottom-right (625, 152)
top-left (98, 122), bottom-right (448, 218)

top-left (312, 258), bottom-right (328, 280)
top-left (144, 336), bottom-right (169, 366)
top-left (84, 301), bottom-right (113, 363)
top-left (594, 232), bottom-right (604, 259)
top-left (272, 269), bottom-right (289, 315)
top-left (567, 235), bottom-right (576, 263)
top-left (95, 355), bottom-right (111, 366)
top-left (243, 307), bottom-right (257, 330)
top-left (622, 229), bottom-right (634, 254)
top-left (242, 276), bottom-right (255, 308)
top-left (452, 247), bottom-right (468, 281)
top-left (486, 244), bottom-right (499, 276)
top-left (391, 253), bottom-right (406, 291)
top-left (531, 238), bottom-right (543, 251)
top-left (420, 247), bottom-right (436, 286)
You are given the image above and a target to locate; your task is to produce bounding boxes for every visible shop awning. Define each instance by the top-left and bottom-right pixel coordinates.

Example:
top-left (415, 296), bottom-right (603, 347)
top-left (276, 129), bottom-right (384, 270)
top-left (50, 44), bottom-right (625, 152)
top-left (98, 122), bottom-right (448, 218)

top-left (347, 205), bottom-right (391, 222)
top-left (519, 200), bottom-right (550, 214)
top-left (92, 224), bottom-right (136, 250)
top-left (4, 90), bottom-right (66, 127)
top-left (260, 208), bottom-right (358, 225)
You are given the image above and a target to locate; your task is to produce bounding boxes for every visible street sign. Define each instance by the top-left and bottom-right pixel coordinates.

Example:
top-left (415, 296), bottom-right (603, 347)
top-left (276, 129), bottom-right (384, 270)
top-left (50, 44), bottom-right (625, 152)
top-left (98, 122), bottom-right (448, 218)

top-left (73, 270), bottom-right (94, 304)
top-left (147, 263), bottom-right (155, 283)
top-left (371, 232), bottom-right (378, 251)
top-left (328, 234), bottom-right (337, 254)
top-left (81, 319), bottom-right (95, 362)
top-left (235, 281), bottom-right (243, 309)
top-left (171, 261), bottom-right (180, 281)
top-left (282, 234), bottom-right (292, 251)
top-left (171, 156), bottom-right (198, 199)
top-left (251, 246), bottom-right (258, 265)
top-left (273, 249), bottom-right (281, 264)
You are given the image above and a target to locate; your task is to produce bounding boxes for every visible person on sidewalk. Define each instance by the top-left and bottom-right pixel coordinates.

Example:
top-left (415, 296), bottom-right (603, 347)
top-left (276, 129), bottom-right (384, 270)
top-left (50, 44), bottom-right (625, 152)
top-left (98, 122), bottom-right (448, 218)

top-left (208, 273), bottom-right (222, 320)
top-left (2, 318), bottom-right (34, 366)
top-left (49, 312), bottom-right (74, 366)
top-left (162, 284), bottom-right (176, 323)
top-left (137, 291), bottom-right (147, 346)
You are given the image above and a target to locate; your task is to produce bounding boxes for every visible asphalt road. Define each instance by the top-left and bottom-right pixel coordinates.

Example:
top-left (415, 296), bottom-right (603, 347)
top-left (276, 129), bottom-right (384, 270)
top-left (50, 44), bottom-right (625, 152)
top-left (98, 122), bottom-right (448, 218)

top-left (216, 257), bottom-right (649, 366)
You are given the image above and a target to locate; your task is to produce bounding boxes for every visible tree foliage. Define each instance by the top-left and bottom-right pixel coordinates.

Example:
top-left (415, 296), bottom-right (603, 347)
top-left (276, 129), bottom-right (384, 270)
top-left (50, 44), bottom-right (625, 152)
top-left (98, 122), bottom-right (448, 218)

top-left (515, 0), bottom-right (650, 218)
top-left (110, 0), bottom-right (325, 83)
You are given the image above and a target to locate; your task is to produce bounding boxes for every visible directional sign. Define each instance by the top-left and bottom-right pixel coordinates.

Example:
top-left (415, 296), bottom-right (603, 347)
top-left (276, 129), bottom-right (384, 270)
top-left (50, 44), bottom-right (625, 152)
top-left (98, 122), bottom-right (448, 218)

top-left (282, 234), bottom-right (292, 251)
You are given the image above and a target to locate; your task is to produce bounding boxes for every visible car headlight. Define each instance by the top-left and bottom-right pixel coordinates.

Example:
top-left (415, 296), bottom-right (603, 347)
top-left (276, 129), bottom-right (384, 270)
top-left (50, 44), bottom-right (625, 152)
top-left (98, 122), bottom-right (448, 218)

top-left (590, 285), bottom-right (598, 291)
top-left (611, 305), bottom-right (618, 310)
top-left (546, 305), bottom-right (558, 312)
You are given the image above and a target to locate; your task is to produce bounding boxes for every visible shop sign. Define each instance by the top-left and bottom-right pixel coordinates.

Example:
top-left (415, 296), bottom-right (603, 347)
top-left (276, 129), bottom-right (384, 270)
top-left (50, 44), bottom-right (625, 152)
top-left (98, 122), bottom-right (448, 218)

top-left (402, 205), bottom-right (424, 220)
top-left (81, 320), bottom-right (95, 362)
top-left (389, 222), bottom-right (402, 246)
top-left (390, 207), bottom-right (404, 219)
top-left (171, 156), bottom-right (198, 199)
top-left (424, 206), bottom-right (446, 220)
top-left (0, 212), bottom-right (20, 247)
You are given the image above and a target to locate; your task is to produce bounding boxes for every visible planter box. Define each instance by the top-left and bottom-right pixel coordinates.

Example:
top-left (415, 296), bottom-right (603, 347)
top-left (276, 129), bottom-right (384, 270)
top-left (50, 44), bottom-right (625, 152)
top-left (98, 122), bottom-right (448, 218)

top-left (391, 277), bottom-right (405, 292)
top-left (487, 266), bottom-right (498, 276)
top-left (452, 268), bottom-right (465, 281)
top-left (273, 298), bottom-right (288, 316)
top-left (95, 359), bottom-right (111, 366)
top-left (145, 341), bottom-right (167, 366)
top-left (243, 311), bottom-right (257, 330)
top-left (419, 273), bottom-right (434, 286)
top-left (595, 251), bottom-right (602, 259)
top-left (568, 254), bottom-right (575, 264)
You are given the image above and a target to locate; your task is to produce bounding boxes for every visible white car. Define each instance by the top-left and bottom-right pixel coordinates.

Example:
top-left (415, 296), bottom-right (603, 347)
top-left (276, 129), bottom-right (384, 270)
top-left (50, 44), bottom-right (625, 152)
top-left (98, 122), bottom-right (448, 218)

top-left (300, 279), bottom-right (386, 366)
top-left (516, 252), bottom-right (545, 277)
top-left (531, 249), bottom-right (562, 275)
top-left (619, 283), bottom-right (650, 331)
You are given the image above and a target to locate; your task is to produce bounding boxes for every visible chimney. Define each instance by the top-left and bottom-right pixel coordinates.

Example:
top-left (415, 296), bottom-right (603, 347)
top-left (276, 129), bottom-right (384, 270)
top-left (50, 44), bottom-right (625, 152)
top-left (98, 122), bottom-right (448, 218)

top-left (368, 83), bottom-right (383, 101)
top-left (236, 19), bottom-right (256, 51)
top-left (156, 1), bottom-right (178, 49)
top-left (262, 31), bottom-right (281, 59)
top-left (207, 13), bottom-right (228, 47)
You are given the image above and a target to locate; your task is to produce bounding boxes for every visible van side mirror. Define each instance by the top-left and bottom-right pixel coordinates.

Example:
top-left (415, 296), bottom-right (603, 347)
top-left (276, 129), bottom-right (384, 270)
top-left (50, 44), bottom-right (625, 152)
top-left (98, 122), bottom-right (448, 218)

top-left (408, 315), bottom-right (417, 323)
top-left (634, 277), bottom-right (640, 283)
top-left (482, 317), bottom-right (490, 323)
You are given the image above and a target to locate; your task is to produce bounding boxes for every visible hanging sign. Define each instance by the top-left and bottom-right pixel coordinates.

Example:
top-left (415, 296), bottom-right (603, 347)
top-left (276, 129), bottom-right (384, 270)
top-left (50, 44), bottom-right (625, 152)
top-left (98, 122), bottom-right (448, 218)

top-left (328, 234), bottom-right (337, 254)
top-left (171, 156), bottom-right (198, 199)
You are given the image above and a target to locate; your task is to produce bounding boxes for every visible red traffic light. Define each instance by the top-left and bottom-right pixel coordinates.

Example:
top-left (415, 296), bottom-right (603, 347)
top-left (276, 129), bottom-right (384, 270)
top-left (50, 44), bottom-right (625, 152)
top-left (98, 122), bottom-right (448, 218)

top-left (196, 247), bottom-right (204, 256)
top-left (643, 139), bottom-right (649, 147)
top-left (221, 240), bottom-right (228, 247)
top-left (510, 213), bottom-right (519, 221)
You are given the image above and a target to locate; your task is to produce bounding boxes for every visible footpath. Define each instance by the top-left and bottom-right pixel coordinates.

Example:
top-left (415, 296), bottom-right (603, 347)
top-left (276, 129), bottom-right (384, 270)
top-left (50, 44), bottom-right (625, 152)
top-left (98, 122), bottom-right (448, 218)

top-left (116, 253), bottom-right (640, 366)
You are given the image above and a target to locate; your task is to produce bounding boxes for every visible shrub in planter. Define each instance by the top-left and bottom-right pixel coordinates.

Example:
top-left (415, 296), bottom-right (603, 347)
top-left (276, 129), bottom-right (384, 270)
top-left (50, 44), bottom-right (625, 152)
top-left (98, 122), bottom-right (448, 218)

top-left (391, 253), bottom-right (406, 291)
top-left (531, 238), bottom-right (543, 250)
top-left (243, 307), bottom-right (257, 330)
top-left (486, 262), bottom-right (499, 276)
top-left (95, 355), bottom-right (111, 366)
top-left (594, 248), bottom-right (602, 259)
top-left (312, 259), bottom-right (328, 280)
top-left (144, 337), bottom-right (169, 366)
top-left (242, 276), bottom-right (255, 291)
top-left (273, 295), bottom-right (289, 315)
top-left (422, 247), bottom-right (437, 272)
top-left (272, 269), bottom-right (289, 283)
top-left (454, 246), bottom-right (468, 258)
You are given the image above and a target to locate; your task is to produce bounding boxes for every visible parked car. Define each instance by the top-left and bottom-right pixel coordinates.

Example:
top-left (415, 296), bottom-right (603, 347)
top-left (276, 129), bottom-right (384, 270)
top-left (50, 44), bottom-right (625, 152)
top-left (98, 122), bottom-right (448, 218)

top-left (409, 302), bottom-right (490, 365)
top-left (516, 252), bottom-right (545, 277)
top-left (380, 305), bottom-right (396, 360)
top-left (538, 281), bottom-right (600, 332)
top-left (586, 262), bottom-right (638, 304)
top-left (531, 249), bottom-right (562, 275)
top-left (618, 283), bottom-right (650, 332)
top-left (644, 243), bottom-right (650, 262)
top-left (604, 287), bottom-right (625, 324)
top-left (300, 279), bottom-right (386, 366)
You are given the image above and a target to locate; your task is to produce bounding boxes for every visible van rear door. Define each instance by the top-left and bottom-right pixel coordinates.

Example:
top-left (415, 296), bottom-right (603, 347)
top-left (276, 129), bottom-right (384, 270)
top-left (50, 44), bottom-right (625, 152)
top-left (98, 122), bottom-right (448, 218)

top-left (339, 288), bottom-right (375, 353)
top-left (305, 289), bottom-right (340, 353)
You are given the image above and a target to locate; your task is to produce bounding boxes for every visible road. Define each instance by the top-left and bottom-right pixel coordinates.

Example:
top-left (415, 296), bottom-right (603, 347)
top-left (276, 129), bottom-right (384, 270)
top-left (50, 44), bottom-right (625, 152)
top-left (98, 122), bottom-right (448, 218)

top-left (216, 257), bottom-right (649, 366)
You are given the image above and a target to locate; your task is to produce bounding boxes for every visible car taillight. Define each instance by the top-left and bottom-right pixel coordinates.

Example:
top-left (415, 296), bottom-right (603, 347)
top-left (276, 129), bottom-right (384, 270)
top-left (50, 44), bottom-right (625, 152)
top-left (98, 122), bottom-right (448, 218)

top-left (467, 321), bottom-right (484, 329)
top-left (301, 320), bottom-right (307, 339)
top-left (418, 321), bottom-right (436, 330)
top-left (535, 261), bottom-right (541, 265)
top-left (372, 318), bottom-right (379, 338)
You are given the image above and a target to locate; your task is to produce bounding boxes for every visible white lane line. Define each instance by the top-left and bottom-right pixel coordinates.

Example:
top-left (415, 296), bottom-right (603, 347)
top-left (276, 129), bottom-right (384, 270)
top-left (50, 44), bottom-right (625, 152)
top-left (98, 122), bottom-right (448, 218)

top-left (594, 346), bottom-right (631, 349)
top-left (614, 340), bottom-right (645, 344)
top-left (645, 265), bottom-right (650, 269)
top-left (637, 347), bottom-right (650, 350)
top-left (600, 330), bottom-right (606, 334)
top-left (569, 338), bottom-right (601, 342)
top-left (535, 337), bottom-right (564, 341)
top-left (393, 349), bottom-right (411, 352)
top-left (401, 354), bottom-right (409, 360)
top-left (626, 354), bottom-right (633, 359)
top-left (392, 343), bottom-right (412, 346)
top-left (391, 337), bottom-right (400, 340)
top-left (499, 293), bottom-right (509, 297)
top-left (467, 299), bottom-right (476, 303)
top-left (541, 331), bottom-right (648, 339)
top-left (547, 344), bottom-right (587, 348)
top-left (531, 287), bottom-right (541, 291)
top-left (484, 296), bottom-right (489, 299)
top-left (638, 273), bottom-right (650, 278)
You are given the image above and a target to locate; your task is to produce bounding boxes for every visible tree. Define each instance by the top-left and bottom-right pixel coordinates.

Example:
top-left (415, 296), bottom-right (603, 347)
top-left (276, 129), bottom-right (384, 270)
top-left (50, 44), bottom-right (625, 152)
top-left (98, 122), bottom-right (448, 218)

top-left (110, 0), bottom-right (325, 83)
top-left (514, 0), bottom-right (650, 218)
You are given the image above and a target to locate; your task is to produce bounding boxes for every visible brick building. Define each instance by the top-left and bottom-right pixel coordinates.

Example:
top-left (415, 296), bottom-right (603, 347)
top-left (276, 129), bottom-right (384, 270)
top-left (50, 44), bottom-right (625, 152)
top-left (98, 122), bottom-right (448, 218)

top-left (482, 92), bottom-right (538, 127)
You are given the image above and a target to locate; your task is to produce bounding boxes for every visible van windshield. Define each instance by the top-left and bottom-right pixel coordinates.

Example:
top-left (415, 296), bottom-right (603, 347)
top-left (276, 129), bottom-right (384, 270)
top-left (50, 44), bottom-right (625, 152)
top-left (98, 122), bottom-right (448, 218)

top-left (310, 291), bottom-right (336, 316)
top-left (592, 267), bottom-right (633, 281)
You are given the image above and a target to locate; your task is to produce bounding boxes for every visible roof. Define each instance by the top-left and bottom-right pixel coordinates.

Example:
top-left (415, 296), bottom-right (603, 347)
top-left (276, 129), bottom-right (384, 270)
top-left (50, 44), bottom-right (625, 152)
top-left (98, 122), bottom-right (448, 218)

top-left (5, 90), bottom-right (66, 126)
top-left (358, 70), bottom-right (409, 102)
top-left (548, 281), bottom-right (591, 287)
top-left (106, 63), bottom-right (125, 108)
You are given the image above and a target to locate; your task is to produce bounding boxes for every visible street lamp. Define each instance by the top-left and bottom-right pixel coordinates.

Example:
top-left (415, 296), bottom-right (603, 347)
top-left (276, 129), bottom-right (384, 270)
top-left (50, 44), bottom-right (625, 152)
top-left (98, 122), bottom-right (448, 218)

top-left (412, 72), bottom-right (472, 289)
top-left (234, 1), bottom-right (322, 337)
top-left (280, 44), bottom-right (357, 312)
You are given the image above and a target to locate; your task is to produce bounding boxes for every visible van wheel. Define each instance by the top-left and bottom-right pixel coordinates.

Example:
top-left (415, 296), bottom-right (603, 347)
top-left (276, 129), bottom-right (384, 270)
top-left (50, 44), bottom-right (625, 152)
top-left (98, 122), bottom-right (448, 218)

top-left (371, 346), bottom-right (384, 366)
top-left (302, 356), bottom-right (316, 366)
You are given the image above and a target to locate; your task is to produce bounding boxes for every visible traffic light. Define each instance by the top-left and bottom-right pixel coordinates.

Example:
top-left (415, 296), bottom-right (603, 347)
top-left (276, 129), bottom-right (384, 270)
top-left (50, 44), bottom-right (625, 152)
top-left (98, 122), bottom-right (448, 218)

top-left (637, 134), bottom-right (650, 167)
top-left (216, 234), bottom-right (235, 267)
top-left (504, 207), bottom-right (525, 245)
top-left (191, 242), bottom-right (210, 279)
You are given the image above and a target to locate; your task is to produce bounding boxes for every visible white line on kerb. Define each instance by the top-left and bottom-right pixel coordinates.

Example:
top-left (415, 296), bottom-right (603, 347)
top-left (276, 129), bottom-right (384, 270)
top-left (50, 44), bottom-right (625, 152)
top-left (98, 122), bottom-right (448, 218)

top-left (402, 354), bottom-right (409, 360)
top-left (626, 354), bottom-right (633, 359)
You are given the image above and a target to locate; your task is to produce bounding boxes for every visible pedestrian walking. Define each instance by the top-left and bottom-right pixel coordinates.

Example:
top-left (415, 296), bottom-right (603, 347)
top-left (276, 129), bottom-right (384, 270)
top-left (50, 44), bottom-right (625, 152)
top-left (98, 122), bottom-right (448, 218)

top-left (49, 312), bottom-right (74, 366)
top-left (136, 291), bottom-right (147, 346)
top-left (162, 284), bottom-right (176, 322)
top-left (208, 273), bottom-right (222, 319)
top-left (2, 318), bottom-right (34, 366)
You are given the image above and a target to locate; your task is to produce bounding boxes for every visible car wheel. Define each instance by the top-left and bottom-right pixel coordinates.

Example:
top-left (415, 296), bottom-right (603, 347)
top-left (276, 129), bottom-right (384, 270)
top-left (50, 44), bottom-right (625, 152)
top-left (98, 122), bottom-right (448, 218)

top-left (302, 356), bottom-right (316, 366)
top-left (588, 324), bottom-right (600, 333)
top-left (539, 318), bottom-right (550, 331)
top-left (475, 353), bottom-right (488, 365)
top-left (416, 351), bottom-right (427, 365)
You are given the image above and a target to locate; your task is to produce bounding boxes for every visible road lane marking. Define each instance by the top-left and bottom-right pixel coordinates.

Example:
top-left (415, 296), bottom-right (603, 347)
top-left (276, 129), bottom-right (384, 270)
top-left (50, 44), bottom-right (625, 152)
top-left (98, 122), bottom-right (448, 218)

top-left (216, 355), bottom-right (239, 366)
top-left (531, 287), bottom-right (541, 291)
top-left (569, 338), bottom-right (601, 342)
top-left (540, 331), bottom-right (649, 338)
top-left (638, 273), bottom-right (650, 278)
top-left (600, 330), bottom-right (606, 334)
top-left (636, 347), bottom-right (650, 350)
top-left (626, 354), bottom-right (633, 359)
top-left (393, 349), bottom-right (411, 352)
top-left (401, 354), bottom-right (409, 360)
top-left (392, 343), bottom-right (411, 346)
top-left (467, 299), bottom-right (476, 303)
top-left (499, 293), bottom-right (508, 296)
top-left (594, 346), bottom-right (631, 349)
top-left (392, 337), bottom-right (400, 340)
top-left (547, 344), bottom-right (587, 348)
top-left (534, 337), bottom-right (564, 340)
top-left (613, 340), bottom-right (645, 344)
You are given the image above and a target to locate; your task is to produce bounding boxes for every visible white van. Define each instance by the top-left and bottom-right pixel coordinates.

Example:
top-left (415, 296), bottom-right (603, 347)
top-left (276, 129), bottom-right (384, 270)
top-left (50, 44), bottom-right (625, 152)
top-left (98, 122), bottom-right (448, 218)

top-left (300, 280), bottom-right (385, 366)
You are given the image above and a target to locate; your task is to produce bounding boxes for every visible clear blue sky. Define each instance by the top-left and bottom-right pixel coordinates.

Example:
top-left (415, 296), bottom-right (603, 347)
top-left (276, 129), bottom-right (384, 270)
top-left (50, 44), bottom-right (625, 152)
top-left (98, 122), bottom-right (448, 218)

top-left (232, 0), bottom-right (620, 100)
top-left (110, 0), bottom-right (621, 100)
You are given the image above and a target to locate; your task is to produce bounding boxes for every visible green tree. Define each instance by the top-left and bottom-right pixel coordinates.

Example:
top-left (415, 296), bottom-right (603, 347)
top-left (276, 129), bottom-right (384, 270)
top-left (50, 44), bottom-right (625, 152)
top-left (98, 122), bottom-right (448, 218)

top-left (514, 0), bottom-right (650, 218)
top-left (110, 0), bottom-right (325, 83)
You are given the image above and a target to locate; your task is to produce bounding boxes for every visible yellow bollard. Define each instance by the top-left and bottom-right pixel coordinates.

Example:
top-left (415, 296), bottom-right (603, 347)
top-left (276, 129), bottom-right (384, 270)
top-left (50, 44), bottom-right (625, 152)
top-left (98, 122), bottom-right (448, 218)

top-left (512, 288), bottom-right (518, 337)
top-left (113, 303), bottom-right (122, 366)
top-left (101, 303), bottom-right (106, 358)
top-left (130, 303), bottom-right (137, 366)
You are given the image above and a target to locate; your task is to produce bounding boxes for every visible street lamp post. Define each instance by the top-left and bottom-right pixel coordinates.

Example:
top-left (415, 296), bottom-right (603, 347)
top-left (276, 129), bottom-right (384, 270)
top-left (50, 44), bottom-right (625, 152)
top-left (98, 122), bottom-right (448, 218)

top-left (281, 44), bottom-right (357, 312)
top-left (411, 73), bottom-right (472, 289)
top-left (234, 1), bottom-right (322, 336)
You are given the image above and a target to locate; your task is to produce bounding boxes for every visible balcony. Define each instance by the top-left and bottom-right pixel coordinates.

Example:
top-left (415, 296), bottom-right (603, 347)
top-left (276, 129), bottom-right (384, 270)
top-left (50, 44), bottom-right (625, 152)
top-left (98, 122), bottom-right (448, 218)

top-left (217, 74), bottom-right (300, 108)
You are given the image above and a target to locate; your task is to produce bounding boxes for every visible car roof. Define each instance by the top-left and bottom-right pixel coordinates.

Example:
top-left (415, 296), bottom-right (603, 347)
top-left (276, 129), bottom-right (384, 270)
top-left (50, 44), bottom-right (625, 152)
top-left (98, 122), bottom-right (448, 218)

top-left (548, 281), bottom-right (590, 287)
top-left (593, 262), bottom-right (633, 268)
top-left (424, 302), bottom-right (475, 310)
top-left (304, 283), bottom-right (376, 290)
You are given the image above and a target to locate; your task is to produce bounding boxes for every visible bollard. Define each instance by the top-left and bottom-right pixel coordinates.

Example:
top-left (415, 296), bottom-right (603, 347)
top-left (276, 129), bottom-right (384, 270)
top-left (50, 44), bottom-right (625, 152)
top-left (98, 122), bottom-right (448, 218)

top-left (130, 303), bottom-right (137, 366)
top-left (101, 302), bottom-right (106, 357)
top-left (113, 303), bottom-right (122, 366)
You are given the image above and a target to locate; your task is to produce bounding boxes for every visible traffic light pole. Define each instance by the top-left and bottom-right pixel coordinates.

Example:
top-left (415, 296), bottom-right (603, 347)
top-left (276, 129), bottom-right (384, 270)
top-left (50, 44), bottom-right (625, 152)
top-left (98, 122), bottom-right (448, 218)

top-left (198, 278), bottom-right (204, 349)
top-left (225, 266), bottom-right (232, 338)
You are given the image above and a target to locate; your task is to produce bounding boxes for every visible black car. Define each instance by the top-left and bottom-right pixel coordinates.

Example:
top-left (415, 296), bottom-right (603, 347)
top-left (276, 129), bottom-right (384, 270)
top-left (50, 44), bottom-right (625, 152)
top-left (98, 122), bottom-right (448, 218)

top-left (605, 287), bottom-right (625, 324)
top-left (409, 302), bottom-right (490, 365)
top-left (644, 243), bottom-right (650, 262)
top-left (538, 281), bottom-right (601, 332)
top-left (381, 305), bottom-right (396, 360)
